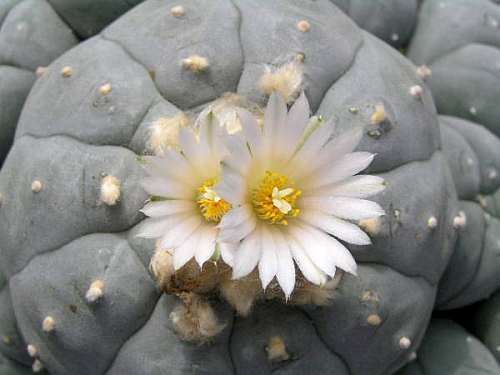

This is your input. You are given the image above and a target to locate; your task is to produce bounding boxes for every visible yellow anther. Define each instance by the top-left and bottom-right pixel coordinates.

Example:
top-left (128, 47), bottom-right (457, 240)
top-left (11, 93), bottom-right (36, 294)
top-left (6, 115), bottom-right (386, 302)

top-left (197, 178), bottom-right (231, 223)
top-left (252, 171), bottom-right (301, 225)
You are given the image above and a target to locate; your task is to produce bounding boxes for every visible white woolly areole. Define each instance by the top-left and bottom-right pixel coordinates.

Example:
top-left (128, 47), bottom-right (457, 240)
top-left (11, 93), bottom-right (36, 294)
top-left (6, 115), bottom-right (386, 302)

top-left (32, 359), bottom-right (44, 373)
top-left (148, 113), bottom-right (188, 155)
top-left (259, 60), bottom-right (304, 103)
top-left (42, 316), bottom-right (55, 332)
top-left (100, 175), bottom-right (121, 206)
top-left (27, 344), bottom-right (38, 357)
top-left (86, 280), bottom-right (105, 303)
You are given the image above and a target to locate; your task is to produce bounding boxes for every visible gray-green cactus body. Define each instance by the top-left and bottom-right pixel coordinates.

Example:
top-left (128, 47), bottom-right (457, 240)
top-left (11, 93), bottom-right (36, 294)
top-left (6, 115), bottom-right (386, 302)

top-left (0, 1), bottom-right (458, 374)
top-left (437, 116), bottom-right (500, 310)
top-left (0, 0), bottom-right (147, 166)
top-left (408, 0), bottom-right (500, 310)
top-left (331, 0), bottom-right (419, 49)
top-left (397, 319), bottom-right (500, 375)
top-left (471, 289), bottom-right (500, 363)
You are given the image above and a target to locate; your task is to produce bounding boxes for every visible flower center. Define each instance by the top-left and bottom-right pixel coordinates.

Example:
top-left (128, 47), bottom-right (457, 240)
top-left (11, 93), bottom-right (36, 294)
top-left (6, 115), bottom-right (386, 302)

top-left (197, 178), bottom-right (232, 223)
top-left (252, 171), bottom-right (301, 225)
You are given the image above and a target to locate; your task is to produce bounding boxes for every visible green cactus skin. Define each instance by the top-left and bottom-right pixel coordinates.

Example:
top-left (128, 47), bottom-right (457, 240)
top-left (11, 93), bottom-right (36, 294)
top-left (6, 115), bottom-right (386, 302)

top-left (472, 290), bottom-right (500, 363)
top-left (408, 0), bottom-right (500, 310)
top-left (0, 1), bottom-right (459, 374)
top-left (331, 0), bottom-right (419, 49)
top-left (397, 319), bottom-right (500, 375)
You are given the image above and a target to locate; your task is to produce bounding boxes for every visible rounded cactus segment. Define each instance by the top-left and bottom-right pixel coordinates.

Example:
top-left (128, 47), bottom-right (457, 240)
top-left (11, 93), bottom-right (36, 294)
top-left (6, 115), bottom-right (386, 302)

top-left (330, 0), bottom-right (419, 49)
top-left (0, 0), bottom-right (78, 71)
top-left (397, 320), bottom-right (500, 375)
top-left (0, 1), bottom-right (460, 373)
top-left (472, 289), bottom-right (500, 363)
top-left (9, 234), bottom-right (159, 375)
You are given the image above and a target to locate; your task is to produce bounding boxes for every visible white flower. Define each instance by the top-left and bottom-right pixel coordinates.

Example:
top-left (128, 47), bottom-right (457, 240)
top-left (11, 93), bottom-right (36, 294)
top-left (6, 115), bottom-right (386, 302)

top-left (137, 112), bottom-right (234, 270)
top-left (216, 92), bottom-right (385, 299)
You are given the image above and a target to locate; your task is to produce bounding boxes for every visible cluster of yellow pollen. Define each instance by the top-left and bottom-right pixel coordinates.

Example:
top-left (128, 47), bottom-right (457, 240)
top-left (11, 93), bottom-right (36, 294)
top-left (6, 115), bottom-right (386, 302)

top-left (252, 171), bottom-right (301, 225)
top-left (197, 178), bottom-right (232, 223)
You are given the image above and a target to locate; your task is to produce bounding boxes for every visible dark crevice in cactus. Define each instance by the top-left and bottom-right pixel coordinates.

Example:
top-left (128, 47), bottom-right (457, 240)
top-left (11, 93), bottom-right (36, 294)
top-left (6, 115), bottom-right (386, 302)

top-left (226, 314), bottom-right (238, 375)
top-left (299, 308), bottom-right (353, 375)
top-left (40, 0), bottom-right (82, 43)
top-left (0, 63), bottom-right (33, 73)
top-left (360, 261), bottom-right (435, 287)
top-left (439, 210), bottom-right (490, 306)
top-left (428, 42), bottom-right (500, 67)
top-left (101, 293), bottom-right (162, 375)
top-left (98, 33), bottom-right (168, 105)
top-left (227, 0), bottom-right (245, 91)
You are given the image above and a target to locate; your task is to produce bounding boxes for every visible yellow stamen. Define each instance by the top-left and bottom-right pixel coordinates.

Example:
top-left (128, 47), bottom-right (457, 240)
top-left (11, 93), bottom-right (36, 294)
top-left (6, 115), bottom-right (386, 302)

top-left (197, 178), bottom-right (231, 223)
top-left (252, 171), bottom-right (301, 225)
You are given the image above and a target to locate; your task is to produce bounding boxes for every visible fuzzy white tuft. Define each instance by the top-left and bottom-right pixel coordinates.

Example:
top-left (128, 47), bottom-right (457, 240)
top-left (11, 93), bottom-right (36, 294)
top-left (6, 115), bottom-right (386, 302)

top-left (399, 336), bottom-right (412, 349)
top-left (42, 316), bottom-right (55, 333)
top-left (367, 314), bottom-right (382, 326)
top-left (31, 180), bottom-right (43, 193)
top-left (27, 344), bottom-right (38, 357)
top-left (61, 66), bottom-right (73, 78)
top-left (170, 5), bottom-right (185, 17)
top-left (266, 336), bottom-right (290, 362)
top-left (170, 293), bottom-right (225, 343)
top-left (296, 20), bottom-right (311, 32)
top-left (259, 60), bottom-right (304, 103)
top-left (32, 359), bottom-right (44, 373)
top-left (409, 85), bottom-right (423, 98)
top-left (427, 216), bottom-right (438, 229)
top-left (147, 113), bottom-right (189, 155)
top-left (86, 280), bottom-right (105, 303)
top-left (100, 175), bottom-right (121, 206)
top-left (149, 246), bottom-right (175, 289)
top-left (370, 104), bottom-right (386, 124)
top-left (416, 65), bottom-right (432, 80)
top-left (453, 211), bottom-right (467, 229)
top-left (182, 55), bottom-right (209, 73)
top-left (99, 83), bottom-right (112, 96)
top-left (36, 66), bottom-right (48, 77)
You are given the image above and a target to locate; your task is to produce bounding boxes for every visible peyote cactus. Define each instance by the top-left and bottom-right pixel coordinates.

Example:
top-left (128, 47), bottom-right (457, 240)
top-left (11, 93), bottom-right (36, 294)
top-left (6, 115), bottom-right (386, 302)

top-left (408, 0), bottom-right (500, 309)
top-left (331, 0), bottom-right (419, 49)
top-left (0, 1), bottom-right (459, 374)
top-left (471, 289), bottom-right (500, 362)
top-left (397, 319), bottom-right (500, 375)
top-left (0, 0), bottom-right (146, 165)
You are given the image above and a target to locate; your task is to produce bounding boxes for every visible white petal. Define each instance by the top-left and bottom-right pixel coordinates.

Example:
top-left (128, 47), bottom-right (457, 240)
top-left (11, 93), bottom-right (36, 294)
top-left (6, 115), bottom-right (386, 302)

top-left (140, 200), bottom-right (196, 218)
top-left (219, 242), bottom-right (238, 267)
top-left (292, 119), bottom-right (334, 167)
top-left (305, 175), bottom-right (385, 198)
top-left (309, 127), bottom-right (364, 176)
top-left (222, 132), bottom-right (252, 176)
top-left (258, 226), bottom-right (278, 289)
top-left (263, 93), bottom-right (287, 158)
top-left (232, 229), bottom-right (261, 279)
top-left (237, 108), bottom-right (263, 155)
top-left (303, 197), bottom-right (385, 220)
top-left (158, 215), bottom-right (202, 249)
top-left (301, 152), bottom-right (375, 190)
top-left (287, 224), bottom-right (337, 277)
top-left (173, 230), bottom-right (201, 270)
top-left (135, 213), bottom-right (191, 238)
top-left (218, 215), bottom-right (257, 243)
top-left (283, 92), bottom-right (310, 154)
top-left (272, 228), bottom-right (295, 299)
top-left (216, 168), bottom-right (247, 205)
top-left (300, 209), bottom-right (371, 245)
top-left (141, 177), bottom-right (193, 199)
top-left (288, 237), bottom-right (327, 285)
top-left (143, 153), bottom-right (199, 188)
top-left (195, 225), bottom-right (218, 267)
top-left (218, 204), bottom-right (253, 229)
